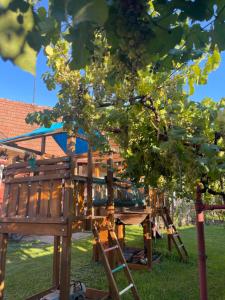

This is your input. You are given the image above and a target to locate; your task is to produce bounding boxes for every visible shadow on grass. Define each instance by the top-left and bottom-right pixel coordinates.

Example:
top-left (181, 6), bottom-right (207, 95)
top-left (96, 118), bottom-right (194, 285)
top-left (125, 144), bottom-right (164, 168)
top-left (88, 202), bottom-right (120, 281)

top-left (3, 225), bottom-right (225, 300)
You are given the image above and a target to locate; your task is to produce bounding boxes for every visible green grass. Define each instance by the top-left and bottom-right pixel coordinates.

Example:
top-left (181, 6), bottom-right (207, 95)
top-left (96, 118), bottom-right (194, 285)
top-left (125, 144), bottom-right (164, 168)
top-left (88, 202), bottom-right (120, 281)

top-left (3, 225), bottom-right (225, 300)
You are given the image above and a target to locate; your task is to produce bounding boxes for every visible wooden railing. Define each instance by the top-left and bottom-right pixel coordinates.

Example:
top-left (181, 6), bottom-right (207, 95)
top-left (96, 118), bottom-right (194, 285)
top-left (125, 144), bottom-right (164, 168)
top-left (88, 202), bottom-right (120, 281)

top-left (1, 157), bottom-right (73, 221)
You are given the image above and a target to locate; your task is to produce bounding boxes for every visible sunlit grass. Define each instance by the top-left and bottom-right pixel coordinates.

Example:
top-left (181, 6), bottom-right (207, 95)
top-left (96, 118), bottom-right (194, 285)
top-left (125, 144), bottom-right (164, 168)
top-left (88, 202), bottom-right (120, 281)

top-left (3, 225), bottom-right (225, 299)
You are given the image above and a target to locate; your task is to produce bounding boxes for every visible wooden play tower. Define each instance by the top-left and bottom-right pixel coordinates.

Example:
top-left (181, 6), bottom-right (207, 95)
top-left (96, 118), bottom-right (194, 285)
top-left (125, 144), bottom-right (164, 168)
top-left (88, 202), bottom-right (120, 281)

top-left (0, 154), bottom-right (141, 299)
top-left (0, 123), bottom-right (188, 299)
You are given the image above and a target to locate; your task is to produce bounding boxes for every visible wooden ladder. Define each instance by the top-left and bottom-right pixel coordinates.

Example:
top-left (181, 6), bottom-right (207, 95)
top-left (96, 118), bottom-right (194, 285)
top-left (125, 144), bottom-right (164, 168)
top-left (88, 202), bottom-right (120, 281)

top-left (161, 207), bottom-right (188, 261)
top-left (93, 224), bottom-right (140, 300)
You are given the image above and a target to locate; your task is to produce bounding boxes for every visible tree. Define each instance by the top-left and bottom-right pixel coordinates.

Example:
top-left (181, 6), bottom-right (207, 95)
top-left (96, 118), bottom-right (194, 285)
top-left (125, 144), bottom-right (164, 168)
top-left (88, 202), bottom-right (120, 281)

top-left (26, 38), bottom-right (225, 200)
top-left (1, 0), bottom-right (225, 76)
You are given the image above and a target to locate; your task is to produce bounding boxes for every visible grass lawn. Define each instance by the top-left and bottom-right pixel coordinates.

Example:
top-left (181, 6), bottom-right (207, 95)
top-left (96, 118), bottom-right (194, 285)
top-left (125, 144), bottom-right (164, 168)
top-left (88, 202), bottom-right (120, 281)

top-left (3, 225), bottom-right (225, 300)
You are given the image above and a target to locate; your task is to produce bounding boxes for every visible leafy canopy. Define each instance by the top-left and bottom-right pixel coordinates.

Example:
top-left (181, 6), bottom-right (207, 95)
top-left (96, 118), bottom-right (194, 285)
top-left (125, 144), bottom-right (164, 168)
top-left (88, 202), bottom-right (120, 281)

top-left (1, 0), bottom-right (225, 75)
top-left (26, 38), bottom-right (225, 199)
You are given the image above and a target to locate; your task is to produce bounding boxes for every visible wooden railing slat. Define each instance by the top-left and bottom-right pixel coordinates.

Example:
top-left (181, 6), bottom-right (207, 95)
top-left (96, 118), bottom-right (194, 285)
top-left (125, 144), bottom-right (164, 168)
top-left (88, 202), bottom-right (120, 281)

top-left (5, 172), bottom-right (71, 184)
top-left (6, 156), bottom-right (70, 170)
top-left (5, 163), bottom-right (71, 176)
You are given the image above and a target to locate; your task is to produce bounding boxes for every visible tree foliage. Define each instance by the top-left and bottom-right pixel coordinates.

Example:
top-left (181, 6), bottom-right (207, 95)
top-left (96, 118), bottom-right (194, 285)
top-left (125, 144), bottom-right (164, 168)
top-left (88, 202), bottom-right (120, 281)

top-left (1, 0), bottom-right (225, 75)
top-left (26, 37), bottom-right (225, 199)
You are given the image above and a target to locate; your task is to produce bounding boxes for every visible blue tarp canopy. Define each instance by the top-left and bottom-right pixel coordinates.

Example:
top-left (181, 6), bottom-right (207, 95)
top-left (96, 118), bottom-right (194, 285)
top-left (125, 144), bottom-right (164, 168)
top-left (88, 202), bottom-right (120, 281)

top-left (0, 122), bottom-right (89, 155)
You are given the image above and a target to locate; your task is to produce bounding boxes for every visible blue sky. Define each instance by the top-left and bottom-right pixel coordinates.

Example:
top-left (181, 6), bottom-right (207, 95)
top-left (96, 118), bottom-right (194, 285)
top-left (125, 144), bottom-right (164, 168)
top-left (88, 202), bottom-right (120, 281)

top-left (0, 50), bottom-right (225, 107)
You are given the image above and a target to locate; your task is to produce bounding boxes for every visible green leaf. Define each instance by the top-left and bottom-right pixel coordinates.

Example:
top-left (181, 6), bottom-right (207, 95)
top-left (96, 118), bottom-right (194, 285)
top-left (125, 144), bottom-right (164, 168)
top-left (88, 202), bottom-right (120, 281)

top-left (203, 47), bottom-right (221, 77)
top-left (49, 0), bottom-right (67, 22)
top-left (45, 45), bottom-right (53, 56)
top-left (188, 77), bottom-right (195, 95)
top-left (0, 0), bottom-right (11, 8)
top-left (68, 0), bottom-right (108, 25)
top-left (38, 17), bottom-right (56, 34)
top-left (187, 24), bottom-right (209, 50)
top-left (200, 143), bottom-right (220, 156)
top-left (0, 6), bottom-right (37, 74)
top-left (70, 22), bottom-right (93, 69)
top-left (212, 21), bottom-right (225, 51)
top-left (14, 42), bottom-right (37, 75)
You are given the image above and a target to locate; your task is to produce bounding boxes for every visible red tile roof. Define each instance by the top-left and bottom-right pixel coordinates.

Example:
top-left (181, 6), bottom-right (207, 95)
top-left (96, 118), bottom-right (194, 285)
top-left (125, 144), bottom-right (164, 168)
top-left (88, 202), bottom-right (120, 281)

top-left (0, 98), bottom-right (64, 156)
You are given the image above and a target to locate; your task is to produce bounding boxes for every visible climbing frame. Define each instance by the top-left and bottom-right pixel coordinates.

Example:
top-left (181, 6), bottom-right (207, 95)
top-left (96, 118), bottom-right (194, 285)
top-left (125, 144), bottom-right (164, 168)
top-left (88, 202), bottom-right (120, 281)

top-left (0, 156), bottom-right (109, 300)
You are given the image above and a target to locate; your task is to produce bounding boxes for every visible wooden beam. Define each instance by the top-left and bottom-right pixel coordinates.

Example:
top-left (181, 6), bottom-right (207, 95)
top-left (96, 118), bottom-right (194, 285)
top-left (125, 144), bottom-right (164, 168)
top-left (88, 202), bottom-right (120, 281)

top-left (106, 158), bottom-right (114, 222)
top-left (26, 287), bottom-right (56, 300)
top-left (7, 143), bottom-right (42, 155)
top-left (53, 236), bottom-right (61, 288)
top-left (41, 136), bottom-right (46, 155)
top-left (2, 129), bottom-right (63, 144)
top-left (0, 223), bottom-right (68, 236)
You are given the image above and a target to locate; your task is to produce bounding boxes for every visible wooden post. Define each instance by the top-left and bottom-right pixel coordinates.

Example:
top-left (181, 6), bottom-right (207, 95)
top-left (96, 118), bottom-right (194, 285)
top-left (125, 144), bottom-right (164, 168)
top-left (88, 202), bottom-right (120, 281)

top-left (167, 233), bottom-right (172, 252)
top-left (143, 216), bottom-right (152, 270)
top-left (115, 224), bottom-right (125, 249)
top-left (95, 164), bottom-right (100, 177)
top-left (60, 176), bottom-right (73, 300)
top-left (0, 233), bottom-right (8, 300)
top-left (106, 158), bottom-right (114, 222)
top-left (144, 185), bottom-right (150, 207)
top-left (195, 184), bottom-right (208, 300)
top-left (86, 144), bottom-right (93, 230)
top-left (106, 158), bottom-right (115, 274)
top-left (60, 234), bottom-right (72, 300)
top-left (41, 136), bottom-right (46, 155)
top-left (53, 236), bottom-right (61, 288)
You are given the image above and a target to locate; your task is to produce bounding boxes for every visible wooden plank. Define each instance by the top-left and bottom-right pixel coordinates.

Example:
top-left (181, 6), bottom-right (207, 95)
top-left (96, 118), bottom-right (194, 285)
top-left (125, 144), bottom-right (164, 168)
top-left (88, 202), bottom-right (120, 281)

top-left (7, 143), bottom-right (42, 156)
top-left (2, 184), bottom-right (10, 217)
top-left (5, 163), bottom-right (71, 176)
top-left (5, 172), bottom-right (71, 184)
top-left (39, 181), bottom-right (50, 217)
top-left (77, 182), bottom-right (85, 216)
top-left (36, 181), bottom-right (42, 215)
top-left (0, 217), bottom-right (66, 224)
top-left (50, 180), bottom-right (62, 218)
top-left (0, 223), bottom-right (68, 236)
top-left (26, 287), bottom-right (56, 300)
top-left (6, 156), bottom-right (70, 170)
top-left (127, 263), bottom-right (149, 270)
top-left (18, 183), bottom-right (28, 217)
top-left (85, 288), bottom-right (109, 299)
top-left (63, 180), bottom-right (73, 219)
top-left (8, 184), bottom-right (18, 217)
top-left (28, 183), bottom-right (38, 217)
top-left (25, 183), bottom-right (31, 217)
top-left (0, 233), bottom-right (8, 300)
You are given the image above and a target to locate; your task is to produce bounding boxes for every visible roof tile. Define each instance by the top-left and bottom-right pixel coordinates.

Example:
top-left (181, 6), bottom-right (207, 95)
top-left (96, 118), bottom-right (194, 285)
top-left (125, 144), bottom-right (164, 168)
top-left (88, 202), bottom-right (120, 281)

top-left (0, 98), bottom-right (64, 156)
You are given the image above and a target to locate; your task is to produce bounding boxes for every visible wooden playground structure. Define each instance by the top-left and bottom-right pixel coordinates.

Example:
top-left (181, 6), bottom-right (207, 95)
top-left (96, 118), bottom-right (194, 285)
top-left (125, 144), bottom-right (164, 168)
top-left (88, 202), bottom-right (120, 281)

top-left (0, 125), bottom-right (188, 299)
